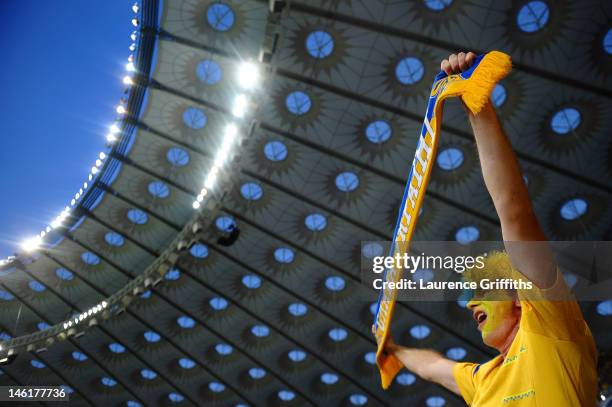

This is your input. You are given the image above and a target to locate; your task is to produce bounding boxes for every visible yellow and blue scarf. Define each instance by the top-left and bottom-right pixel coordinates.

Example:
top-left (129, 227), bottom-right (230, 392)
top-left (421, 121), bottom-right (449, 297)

top-left (373, 51), bottom-right (512, 389)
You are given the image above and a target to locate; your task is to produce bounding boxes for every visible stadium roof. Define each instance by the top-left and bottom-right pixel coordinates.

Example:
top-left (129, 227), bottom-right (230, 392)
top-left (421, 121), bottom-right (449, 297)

top-left (0, 0), bottom-right (611, 406)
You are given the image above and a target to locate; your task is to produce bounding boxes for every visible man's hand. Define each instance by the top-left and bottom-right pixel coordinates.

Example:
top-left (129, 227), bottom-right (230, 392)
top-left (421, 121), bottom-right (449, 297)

top-left (371, 326), bottom-right (460, 394)
top-left (372, 325), bottom-right (399, 355)
top-left (441, 52), bottom-right (477, 75)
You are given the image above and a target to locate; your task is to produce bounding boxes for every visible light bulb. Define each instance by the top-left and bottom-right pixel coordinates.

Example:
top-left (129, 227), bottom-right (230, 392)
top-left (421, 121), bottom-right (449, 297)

top-left (237, 62), bottom-right (260, 89)
top-left (232, 94), bottom-right (248, 118)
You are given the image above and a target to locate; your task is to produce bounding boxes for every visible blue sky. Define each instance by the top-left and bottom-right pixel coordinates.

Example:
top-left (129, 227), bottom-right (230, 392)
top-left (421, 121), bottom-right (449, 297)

top-left (0, 2), bottom-right (132, 257)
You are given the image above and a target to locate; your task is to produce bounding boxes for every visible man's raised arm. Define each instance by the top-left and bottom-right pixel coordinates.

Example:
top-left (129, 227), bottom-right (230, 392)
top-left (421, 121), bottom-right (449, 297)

top-left (442, 52), bottom-right (556, 289)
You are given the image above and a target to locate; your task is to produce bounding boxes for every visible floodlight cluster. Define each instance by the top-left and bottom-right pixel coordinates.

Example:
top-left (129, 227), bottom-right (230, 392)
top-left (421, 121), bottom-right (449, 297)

top-left (11, 3), bottom-right (142, 257)
top-left (62, 301), bottom-right (108, 330)
top-left (192, 61), bottom-right (260, 210)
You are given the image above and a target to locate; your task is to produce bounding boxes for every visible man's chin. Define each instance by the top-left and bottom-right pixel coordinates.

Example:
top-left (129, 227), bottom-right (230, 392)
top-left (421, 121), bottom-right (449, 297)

top-left (480, 330), bottom-right (498, 348)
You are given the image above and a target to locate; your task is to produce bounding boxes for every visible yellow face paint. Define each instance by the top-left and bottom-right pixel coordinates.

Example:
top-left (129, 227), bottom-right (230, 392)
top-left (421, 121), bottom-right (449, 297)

top-left (468, 291), bottom-right (518, 348)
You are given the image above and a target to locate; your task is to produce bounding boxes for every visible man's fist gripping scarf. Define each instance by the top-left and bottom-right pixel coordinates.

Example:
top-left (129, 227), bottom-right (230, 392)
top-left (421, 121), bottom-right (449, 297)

top-left (373, 51), bottom-right (512, 389)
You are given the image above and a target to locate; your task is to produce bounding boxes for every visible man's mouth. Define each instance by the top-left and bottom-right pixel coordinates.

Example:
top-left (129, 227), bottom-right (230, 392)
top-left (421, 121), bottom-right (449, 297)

top-left (473, 310), bottom-right (488, 330)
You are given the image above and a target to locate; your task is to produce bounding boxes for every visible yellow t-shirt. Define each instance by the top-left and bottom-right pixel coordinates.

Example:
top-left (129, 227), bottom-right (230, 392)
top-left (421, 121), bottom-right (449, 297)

top-left (453, 270), bottom-right (598, 406)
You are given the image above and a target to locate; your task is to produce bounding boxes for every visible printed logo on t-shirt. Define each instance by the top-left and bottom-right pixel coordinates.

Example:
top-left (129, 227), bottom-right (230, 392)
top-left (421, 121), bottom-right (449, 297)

top-left (502, 388), bottom-right (535, 404)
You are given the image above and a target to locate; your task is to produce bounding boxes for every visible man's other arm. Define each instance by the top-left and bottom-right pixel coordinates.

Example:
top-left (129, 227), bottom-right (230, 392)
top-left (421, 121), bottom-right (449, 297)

top-left (388, 342), bottom-right (460, 394)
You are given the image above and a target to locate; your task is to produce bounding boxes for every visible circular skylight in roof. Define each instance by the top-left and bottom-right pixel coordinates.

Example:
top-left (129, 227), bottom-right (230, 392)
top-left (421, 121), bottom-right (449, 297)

top-left (395, 57), bottom-right (424, 84)
top-left (105, 231), bottom-right (125, 247)
top-left (305, 30), bottom-right (334, 59)
top-left (109, 343), bottom-right (126, 353)
top-left (350, 394), bottom-right (368, 406)
top-left (286, 91), bottom-right (312, 116)
top-left (215, 343), bottom-right (233, 355)
top-left (335, 171), bottom-right (359, 192)
top-left (426, 396), bottom-right (446, 407)
top-left (325, 276), bottom-right (345, 292)
top-left (178, 358), bottom-right (196, 369)
top-left (274, 247), bottom-right (295, 264)
top-left (597, 300), bottom-right (612, 316)
top-left (424, 0), bottom-right (452, 11)
top-left (30, 360), bottom-right (45, 369)
top-left (101, 377), bottom-right (117, 387)
top-left (362, 242), bottom-right (383, 259)
top-left (240, 182), bottom-right (263, 200)
top-left (177, 316), bottom-right (195, 329)
top-left (321, 372), bottom-right (339, 385)
top-left (251, 325), bottom-right (270, 337)
top-left (81, 251), bottom-right (100, 266)
top-left (72, 351), bottom-right (88, 361)
top-left (604, 28), bottom-right (612, 54)
top-left (410, 324), bottom-right (431, 339)
top-left (288, 349), bottom-right (306, 362)
top-left (189, 243), bottom-right (209, 258)
top-left (413, 268), bottom-right (434, 283)
top-left (29, 280), bottom-right (46, 293)
top-left (56, 268), bottom-right (74, 281)
top-left (517, 1), bottom-right (549, 33)
top-left (369, 302), bottom-right (378, 315)
top-left (365, 120), bottom-right (392, 144)
top-left (457, 300), bottom-right (469, 308)
top-left (141, 369), bottom-right (157, 380)
top-left (563, 272), bottom-right (578, 288)
top-left (1, 290), bottom-right (16, 301)
top-left (196, 59), bottom-right (222, 84)
top-left (305, 213), bottom-right (327, 231)
top-left (0, 332), bottom-right (12, 341)
top-left (491, 84), bottom-right (507, 107)
top-left (288, 302), bottom-right (308, 316)
top-left (437, 147), bottom-right (464, 170)
top-left (168, 392), bottom-right (184, 403)
top-left (140, 290), bottom-right (151, 299)
top-left (550, 107), bottom-right (581, 134)
top-left (127, 401), bottom-right (141, 407)
top-left (278, 390), bottom-right (295, 401)
top-left (164, 268), bottom-right (181, 281)
top-left (148, 181), bottom-right (170, 198)
top-left (167, 147), bottom-right (191, 167)
top-left (209, 297), bottom-right (228, 311)
top-left (560, 198), bottom-right (588, 220)
top-left (242, 274), bottom-right (261, 289)
top-left (127, 208), bottom-right (148, 225)
top-left (207, 2), bottom-right (235, 32)
top-left (182, 107), bottom-right (207, 129)
top-left (455, 226), bottom-right (480, 244)
top-left (396, 372), bottom-right (416, 386)
top-left (328, 327), bottom-right (348, 342)
top-left (37, 322), bottom-right (50, 331)
top-left (144, 331), bottom-right (161, 343)
top-left (249, 367), bottom-right (266, 379)
top-left (215, 215), bottom-right (236, 232)
top-left (364, 352), bottom-right (376, 365)
top-left (446, 347), bottom-right (467, 360)
top-left (264, 140), bottom-right (288, 161)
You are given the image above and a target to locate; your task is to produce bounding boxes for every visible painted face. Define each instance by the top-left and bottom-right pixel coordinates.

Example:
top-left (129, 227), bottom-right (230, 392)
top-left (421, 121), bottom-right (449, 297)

top-left (467, 290), bottom-right (521, 351)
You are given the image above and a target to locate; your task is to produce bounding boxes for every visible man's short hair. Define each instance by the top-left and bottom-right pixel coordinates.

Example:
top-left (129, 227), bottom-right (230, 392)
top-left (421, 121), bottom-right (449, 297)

top-left (462, 251), bottom-right (518, 299)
